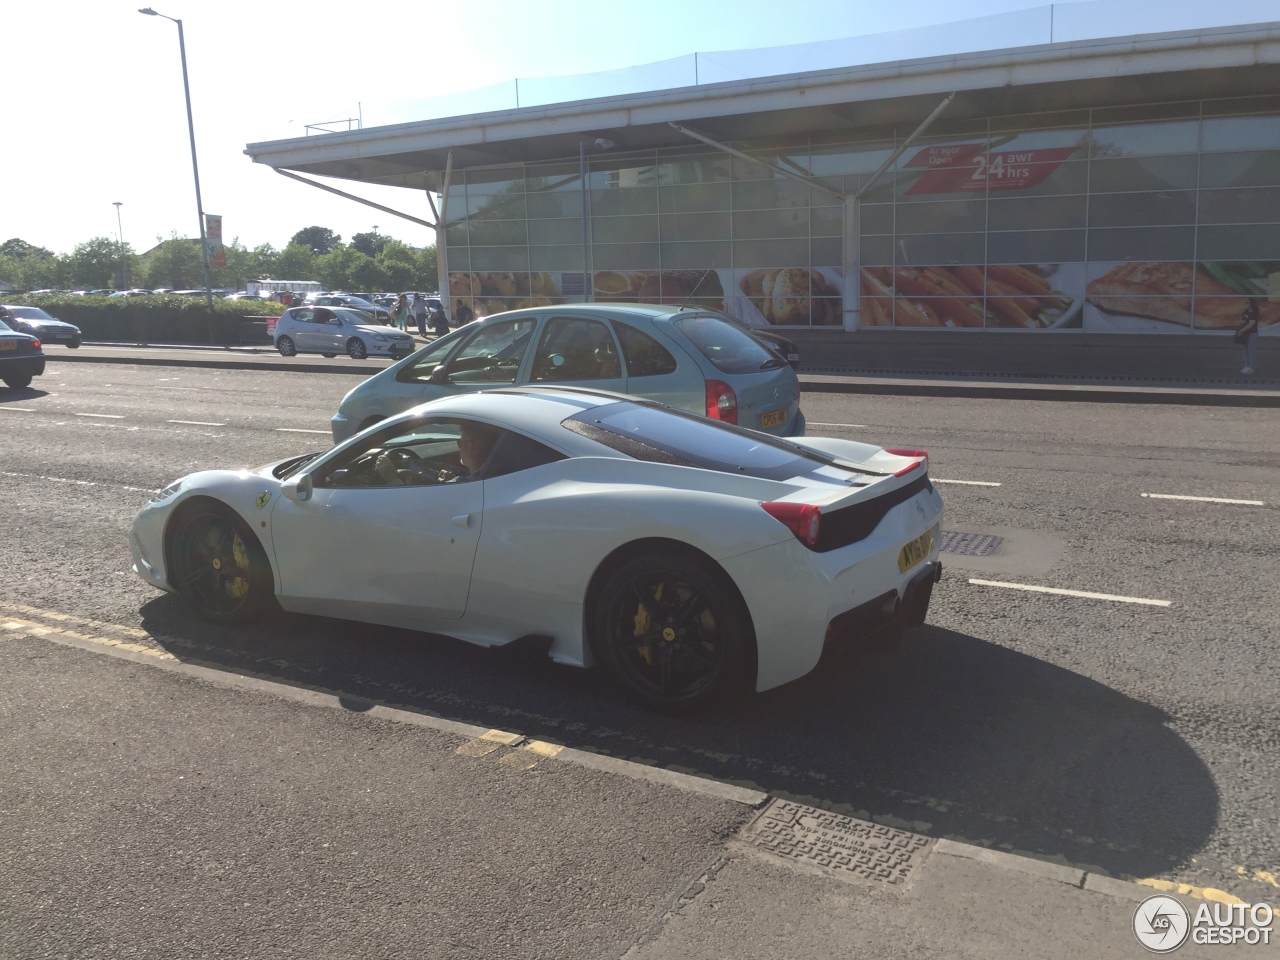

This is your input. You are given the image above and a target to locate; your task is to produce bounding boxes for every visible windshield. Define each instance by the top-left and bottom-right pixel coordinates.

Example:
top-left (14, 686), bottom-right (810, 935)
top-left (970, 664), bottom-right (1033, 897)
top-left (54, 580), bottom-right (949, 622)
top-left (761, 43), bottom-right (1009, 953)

top-left (340, 296), bottom-right (377, 309)
top-left (9, 307), bottom-right (54, 320)
top-left (673, 314), bottom-right (782, 373)
top-left (562, 400), bottom-right (853, 481)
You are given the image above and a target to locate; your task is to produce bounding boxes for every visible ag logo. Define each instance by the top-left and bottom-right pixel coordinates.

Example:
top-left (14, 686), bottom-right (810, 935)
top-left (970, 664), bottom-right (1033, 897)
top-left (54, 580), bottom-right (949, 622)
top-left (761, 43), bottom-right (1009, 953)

top-left (255, 491), bottom-right (271, 510)
top-left (1134, 895), bottom-right (1190, 953)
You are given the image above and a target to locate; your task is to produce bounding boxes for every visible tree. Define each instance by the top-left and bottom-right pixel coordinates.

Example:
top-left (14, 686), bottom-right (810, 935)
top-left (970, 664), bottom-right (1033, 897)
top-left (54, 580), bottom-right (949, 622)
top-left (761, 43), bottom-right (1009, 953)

top-left (274, 243), bottom-right (317, 282)
top-left (378, 240), bottom-right (419, 291)
top-left (316, 246), bottom-right (371, 291)
top-left (290, 226), bottom-right (341, 256)
top-left (349, 231), bottom-right (386, 258)
top-left (141, 235), bottom-right (205, 289)
top-left (417, 245), bottom-right (439, 292)
top-left (64, 237), bottom-right (129, 289)
top-left (0, 238), bottom-right (54, 262)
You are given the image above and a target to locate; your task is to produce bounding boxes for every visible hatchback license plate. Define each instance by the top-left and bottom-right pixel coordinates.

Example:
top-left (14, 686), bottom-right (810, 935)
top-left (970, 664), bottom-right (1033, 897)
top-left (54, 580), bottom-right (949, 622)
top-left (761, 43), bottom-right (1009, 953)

top-left (0, 341), bottom-right (16, 351)
top-left (760, 408), bottom-right (786, 429)
top-left (897, 527), bottom-right (935, 573)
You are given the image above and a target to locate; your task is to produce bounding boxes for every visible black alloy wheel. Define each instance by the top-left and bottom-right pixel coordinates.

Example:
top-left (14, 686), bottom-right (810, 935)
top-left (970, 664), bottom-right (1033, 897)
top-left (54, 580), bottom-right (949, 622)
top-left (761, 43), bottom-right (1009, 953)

top-left (170, 502), bottom-right (274, 623)
top-left (3, 374), bottom-right (32, 389)
top-left (593, 552), bottom-right (752, 712)
top-left (277, 336), bottom-right (297, 357)
top-left (347, 338), bottom-right (368, 360)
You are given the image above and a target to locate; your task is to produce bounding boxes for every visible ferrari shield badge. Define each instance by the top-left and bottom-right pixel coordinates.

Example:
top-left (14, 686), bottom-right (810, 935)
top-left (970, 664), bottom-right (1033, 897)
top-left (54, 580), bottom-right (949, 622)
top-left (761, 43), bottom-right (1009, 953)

top-left (255, 491), bottom-right (271, 510)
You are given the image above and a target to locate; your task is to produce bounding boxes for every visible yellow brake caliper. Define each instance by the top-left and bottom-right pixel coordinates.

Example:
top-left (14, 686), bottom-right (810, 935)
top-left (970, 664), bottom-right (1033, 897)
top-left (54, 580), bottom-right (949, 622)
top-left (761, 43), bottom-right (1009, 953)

top-left (633, 582), bottom-right (663, 665)
top-left (227, 533), bottom-right (251, 599)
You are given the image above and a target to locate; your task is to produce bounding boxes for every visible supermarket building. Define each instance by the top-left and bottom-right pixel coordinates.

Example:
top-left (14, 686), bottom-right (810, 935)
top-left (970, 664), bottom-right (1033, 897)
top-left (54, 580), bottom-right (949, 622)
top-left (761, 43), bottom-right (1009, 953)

top-left (246, 19), bottom-right (1280, 378)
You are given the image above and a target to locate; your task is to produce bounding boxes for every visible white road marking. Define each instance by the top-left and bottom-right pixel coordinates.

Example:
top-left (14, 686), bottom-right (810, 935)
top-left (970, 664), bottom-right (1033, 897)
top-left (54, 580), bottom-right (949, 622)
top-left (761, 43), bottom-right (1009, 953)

top-left (0, 407), bottom-right (36, 413)
top-left (808, 421), bottom-right (867, 428)
top-left (935, 479), bottom-right (1002, 487)
top-left (75, 413), bottom-right (124, 419)
top-left (1141, 492), bottom-right (1264, 506)
top-left (968, 578), bottom-right (1171, 607)
top-left (168, 419), bottom-right (225, 426)
top-left (276, 428), bottom-right (330, 434)
top-left (0, 470), bottom-right (151, 493)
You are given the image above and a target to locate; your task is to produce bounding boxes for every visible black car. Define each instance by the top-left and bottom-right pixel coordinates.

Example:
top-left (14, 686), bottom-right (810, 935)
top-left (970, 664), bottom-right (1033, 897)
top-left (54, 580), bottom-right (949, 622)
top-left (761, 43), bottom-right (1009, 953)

top-left (0, 319), bottom-right (46, 389)
top-left (0, 305), bottom-right (82, 348)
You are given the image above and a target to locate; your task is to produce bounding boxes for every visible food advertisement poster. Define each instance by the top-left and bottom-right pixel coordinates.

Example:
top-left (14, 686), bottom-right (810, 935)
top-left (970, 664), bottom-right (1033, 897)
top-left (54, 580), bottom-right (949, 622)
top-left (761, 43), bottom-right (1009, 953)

top-left (860, 264), bottom-right (1082, 329)
top-left (1085, 261), bottom-right (1279, 335)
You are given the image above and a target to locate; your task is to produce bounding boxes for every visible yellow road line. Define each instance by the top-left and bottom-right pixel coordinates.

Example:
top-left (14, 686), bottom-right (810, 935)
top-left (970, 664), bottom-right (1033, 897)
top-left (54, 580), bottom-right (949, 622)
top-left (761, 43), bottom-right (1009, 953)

top-left (2, 618), bottom-right (174, 660)
top-left (0, 601), bottom-right (151, 640)
top-left (1136, 878), bottom-right (1245, 905)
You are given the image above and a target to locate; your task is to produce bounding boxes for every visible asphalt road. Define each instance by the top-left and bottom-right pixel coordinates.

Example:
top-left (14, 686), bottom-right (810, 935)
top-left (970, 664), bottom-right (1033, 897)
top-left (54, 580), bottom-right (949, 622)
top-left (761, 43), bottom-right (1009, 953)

top-left (1, 361), bottom-right (1278, 951)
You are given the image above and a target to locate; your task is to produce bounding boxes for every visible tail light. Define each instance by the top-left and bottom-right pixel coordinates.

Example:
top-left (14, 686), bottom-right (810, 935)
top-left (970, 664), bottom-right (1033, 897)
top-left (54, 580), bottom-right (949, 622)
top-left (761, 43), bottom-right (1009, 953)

top-left (31, 339), bottom-right (41, 349)
top-left (761, 501), bottom-right (822, 549)
top-left (885, 448), bottom-right (927, 477)
top-left (704, 380), bottom-right (737, 424)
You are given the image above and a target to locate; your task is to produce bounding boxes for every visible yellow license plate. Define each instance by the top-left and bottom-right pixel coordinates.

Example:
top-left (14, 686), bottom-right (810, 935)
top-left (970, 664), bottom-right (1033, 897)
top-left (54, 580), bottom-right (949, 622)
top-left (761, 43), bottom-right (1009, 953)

top-left (760, 408), bottom-right (786, 429)
top-left (898, 527), bottom-right (936, 573)
top-left (0, 341), bottom-right (15, 351)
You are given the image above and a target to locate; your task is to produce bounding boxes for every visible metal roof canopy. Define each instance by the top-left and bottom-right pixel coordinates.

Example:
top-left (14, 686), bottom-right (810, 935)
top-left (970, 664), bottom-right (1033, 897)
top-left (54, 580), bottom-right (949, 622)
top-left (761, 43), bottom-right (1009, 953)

top-left (245, 22), bottom-right (1280, 195)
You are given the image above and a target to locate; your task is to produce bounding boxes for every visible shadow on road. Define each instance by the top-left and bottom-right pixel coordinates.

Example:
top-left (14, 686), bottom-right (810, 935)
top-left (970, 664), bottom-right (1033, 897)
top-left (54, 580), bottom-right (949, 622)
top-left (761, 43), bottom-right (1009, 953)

top-left (140, 596), bottom-right (1216, 882)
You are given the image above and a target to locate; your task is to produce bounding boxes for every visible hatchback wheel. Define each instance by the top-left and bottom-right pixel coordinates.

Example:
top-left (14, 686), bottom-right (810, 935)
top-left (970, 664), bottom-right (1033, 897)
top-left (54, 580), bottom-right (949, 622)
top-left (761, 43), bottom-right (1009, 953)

top-left (592, 551), bottom-right (752, 712)
top-left (2, 374), bottom-right (33, 389)
top-left (347, 338), bottom-right (368, 360)
top-left (322, 353), bottom-right (336, 358)
top-left (277, 336), bottom-right (297, 357)
top-left (67, 341), bottom-right (81, 349)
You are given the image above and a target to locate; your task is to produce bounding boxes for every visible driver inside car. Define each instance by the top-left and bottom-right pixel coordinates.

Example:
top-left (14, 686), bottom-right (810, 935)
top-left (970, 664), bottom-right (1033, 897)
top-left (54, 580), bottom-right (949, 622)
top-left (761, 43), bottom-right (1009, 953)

top-left (372, 422), bottom-right (500, 485)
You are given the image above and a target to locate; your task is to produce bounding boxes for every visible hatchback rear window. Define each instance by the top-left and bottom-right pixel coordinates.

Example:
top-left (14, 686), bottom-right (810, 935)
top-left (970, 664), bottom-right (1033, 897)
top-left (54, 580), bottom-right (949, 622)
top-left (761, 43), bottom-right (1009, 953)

top-left (673, 314), bottom-right (778, 375)
top-left (563, 400), bottom-right (847, 481)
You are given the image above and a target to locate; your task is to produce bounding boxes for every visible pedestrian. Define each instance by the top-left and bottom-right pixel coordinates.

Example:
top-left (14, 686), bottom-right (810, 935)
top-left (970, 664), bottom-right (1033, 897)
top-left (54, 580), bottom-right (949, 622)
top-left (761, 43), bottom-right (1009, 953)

top-left (1235, 298), bottom-right (1261, 375)
top-left (412, 292), bottom-right (428, 337)
top-left (455, 298), bottom-right (474, 326)
top-left (429, 300), bottom-right (450, 338)
top-left (281, 290), bottom-right (293, 307)
top-left (394, 292), bottom-right (410, 331)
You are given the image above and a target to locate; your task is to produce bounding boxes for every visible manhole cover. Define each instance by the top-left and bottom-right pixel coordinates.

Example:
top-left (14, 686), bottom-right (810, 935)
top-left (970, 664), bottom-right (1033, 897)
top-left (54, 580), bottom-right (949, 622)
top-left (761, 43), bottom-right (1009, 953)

top-left (939, 531), bottom-right (1004, 556)
top-left (737, 799), bottom-right (931, 887)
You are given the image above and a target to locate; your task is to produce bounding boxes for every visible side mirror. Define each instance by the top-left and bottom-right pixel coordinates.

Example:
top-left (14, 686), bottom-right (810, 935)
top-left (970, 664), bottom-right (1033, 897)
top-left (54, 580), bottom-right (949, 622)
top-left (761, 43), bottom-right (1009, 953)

top-left (550, 354), bottom-right (566, 368)
top-left (429, 365), bottom-right (450, 384)
top-left (281, 473), bottom-right (313, 503)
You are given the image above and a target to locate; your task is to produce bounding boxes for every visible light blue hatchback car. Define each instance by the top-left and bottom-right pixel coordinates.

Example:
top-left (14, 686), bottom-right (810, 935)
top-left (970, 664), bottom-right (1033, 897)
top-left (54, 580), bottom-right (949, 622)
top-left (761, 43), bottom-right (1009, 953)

top-left (330, 303), bottom-right (805, 444)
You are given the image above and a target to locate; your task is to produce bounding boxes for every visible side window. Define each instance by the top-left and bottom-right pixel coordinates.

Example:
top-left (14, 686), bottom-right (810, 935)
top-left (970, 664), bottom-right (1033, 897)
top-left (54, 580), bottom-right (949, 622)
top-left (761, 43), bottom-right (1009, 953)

top-left (614, 322), bottom-right (679, 377)
top-left (313, 417), bottom-right (504, 488)
top-left (443, 318), bottom-right (536, 384)
top-left (483, 431), bottom-right (567, 478)
top-left (397, 331), bottom-right (461, 383)
top-left (315, 308), bottom-right (336, 324)
top-left (532, 317), bottom-right (622, 382)
top-left (291, 309), bottom-right (314, 323)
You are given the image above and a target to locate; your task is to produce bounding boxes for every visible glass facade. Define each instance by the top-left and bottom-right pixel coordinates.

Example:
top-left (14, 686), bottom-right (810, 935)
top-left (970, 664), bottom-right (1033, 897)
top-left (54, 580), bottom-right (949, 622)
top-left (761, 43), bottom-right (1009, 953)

top-left (444, 96), bottom-right (1280, 336)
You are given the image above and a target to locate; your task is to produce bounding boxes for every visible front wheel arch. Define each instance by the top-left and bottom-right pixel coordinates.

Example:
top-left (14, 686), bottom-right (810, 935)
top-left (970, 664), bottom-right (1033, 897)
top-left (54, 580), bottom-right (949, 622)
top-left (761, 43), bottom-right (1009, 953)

top-left (584, 537), bottom-right (757, 693)
top-left (163, 495), bottom-right (277, 621)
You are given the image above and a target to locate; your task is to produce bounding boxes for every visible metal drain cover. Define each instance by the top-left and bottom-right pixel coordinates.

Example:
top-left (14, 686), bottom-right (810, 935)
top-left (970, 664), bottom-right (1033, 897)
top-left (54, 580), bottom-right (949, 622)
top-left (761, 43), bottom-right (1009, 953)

top-left (737, 799), bottom-right (931, 887)
top-left (939, 531), bottom-right (1004, 557)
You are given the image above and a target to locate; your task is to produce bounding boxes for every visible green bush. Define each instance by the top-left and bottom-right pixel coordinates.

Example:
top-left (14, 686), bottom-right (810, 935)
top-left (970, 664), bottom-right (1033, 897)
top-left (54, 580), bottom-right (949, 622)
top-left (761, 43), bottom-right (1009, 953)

top-left (4, 294), bottom-right (285, 345)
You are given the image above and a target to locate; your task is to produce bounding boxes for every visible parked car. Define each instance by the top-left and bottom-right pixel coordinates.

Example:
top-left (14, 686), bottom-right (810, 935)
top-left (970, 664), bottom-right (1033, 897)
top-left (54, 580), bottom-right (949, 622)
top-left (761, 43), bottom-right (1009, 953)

top-left (130, 386), bottom-right (942, 710)
top-left (721, 315), bottom-right (801, 370)
top-left (108, 289), bottom-right (154, 297)
top-left (274, 306), bottom-right (417, 360)
top-left (225, 292), bottom-right (269, 301)
top-left (302, 293), bottom-right (391, 323)
top-left (0, 305), bottom-right (81, 348)
top-left (0, 319), bottom-right (46, 388)
top-left (330, 303), bottom-right (805, 444)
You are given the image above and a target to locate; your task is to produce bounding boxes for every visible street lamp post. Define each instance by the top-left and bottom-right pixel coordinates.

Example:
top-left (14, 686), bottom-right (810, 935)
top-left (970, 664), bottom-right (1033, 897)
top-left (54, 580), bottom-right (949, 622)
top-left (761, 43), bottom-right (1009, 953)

top-left (113, 202), bottom-right (126, 290)
top-left (139, 7), bottom-right (213, 311)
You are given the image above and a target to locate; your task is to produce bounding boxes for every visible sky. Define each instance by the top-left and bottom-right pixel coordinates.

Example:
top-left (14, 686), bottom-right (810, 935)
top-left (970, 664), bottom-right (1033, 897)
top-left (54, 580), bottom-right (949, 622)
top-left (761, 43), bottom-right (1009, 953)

top-left (2, 0), bottom-right (1271, 258)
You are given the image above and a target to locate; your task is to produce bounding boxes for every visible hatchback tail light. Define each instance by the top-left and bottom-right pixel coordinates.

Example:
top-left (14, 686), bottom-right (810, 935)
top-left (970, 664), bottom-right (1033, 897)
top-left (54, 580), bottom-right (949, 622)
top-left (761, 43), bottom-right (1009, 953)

top-left (761, 501), bottom-right (822, 549)
top-left (31, 339), bottom-right (41, 349)
top-left (885, 448), bottom-right (927, 477)
top-left (704, 380), bottom-right (738, 424)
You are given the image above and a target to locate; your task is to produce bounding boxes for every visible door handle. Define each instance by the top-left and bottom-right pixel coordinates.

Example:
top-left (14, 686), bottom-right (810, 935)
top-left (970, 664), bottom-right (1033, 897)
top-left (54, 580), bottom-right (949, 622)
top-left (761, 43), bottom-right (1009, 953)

top-left (452, 514), bottom-right (472, 528)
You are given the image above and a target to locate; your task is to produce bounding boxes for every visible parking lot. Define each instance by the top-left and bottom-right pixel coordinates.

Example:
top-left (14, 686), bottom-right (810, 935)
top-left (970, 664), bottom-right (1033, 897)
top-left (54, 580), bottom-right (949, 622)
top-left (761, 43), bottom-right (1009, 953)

top-left (1, 358), bottom-right (1277, 955)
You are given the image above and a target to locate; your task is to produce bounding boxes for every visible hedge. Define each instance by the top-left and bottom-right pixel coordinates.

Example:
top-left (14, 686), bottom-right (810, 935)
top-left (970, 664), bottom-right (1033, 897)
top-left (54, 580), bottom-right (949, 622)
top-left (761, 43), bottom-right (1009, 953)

top-left (2, 294), bottom-right (286, 346)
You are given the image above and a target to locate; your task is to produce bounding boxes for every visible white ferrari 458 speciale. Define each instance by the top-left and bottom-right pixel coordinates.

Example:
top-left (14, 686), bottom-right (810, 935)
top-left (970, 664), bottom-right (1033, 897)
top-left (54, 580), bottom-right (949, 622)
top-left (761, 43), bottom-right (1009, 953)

top-left (131, 386), bottom-right (943, 710)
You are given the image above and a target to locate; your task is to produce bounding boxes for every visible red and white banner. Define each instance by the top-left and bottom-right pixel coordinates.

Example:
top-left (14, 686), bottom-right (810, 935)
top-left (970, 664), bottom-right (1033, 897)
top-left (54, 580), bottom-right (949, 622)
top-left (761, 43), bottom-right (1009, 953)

top-left (204, 213), bottom-right (227, 268)
top-left (903, 144), bottom-right (1078, 195)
